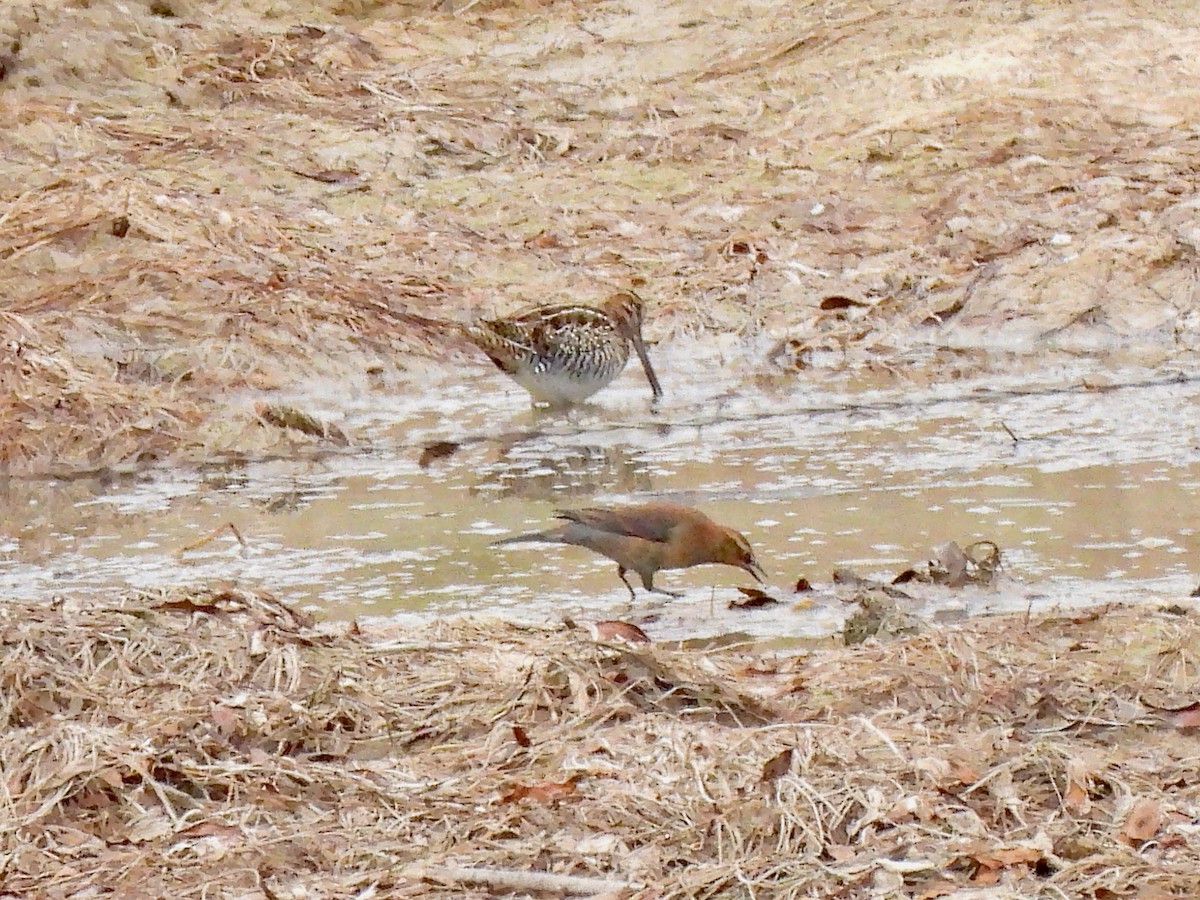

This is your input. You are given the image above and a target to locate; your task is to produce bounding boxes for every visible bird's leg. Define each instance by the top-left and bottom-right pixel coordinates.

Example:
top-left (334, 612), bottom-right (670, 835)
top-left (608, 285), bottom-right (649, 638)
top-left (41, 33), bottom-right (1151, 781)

top-left (643, 572), bottom-right (682, 599)
top-left (617, 566), bottom-right (638, 602)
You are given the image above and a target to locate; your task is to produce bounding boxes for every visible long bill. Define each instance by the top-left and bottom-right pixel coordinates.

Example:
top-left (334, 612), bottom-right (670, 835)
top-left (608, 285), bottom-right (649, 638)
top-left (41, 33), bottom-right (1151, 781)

top-left (630, 333), bottom-right (663, 400)
top-left (742, 560), bottom-right (767, 582)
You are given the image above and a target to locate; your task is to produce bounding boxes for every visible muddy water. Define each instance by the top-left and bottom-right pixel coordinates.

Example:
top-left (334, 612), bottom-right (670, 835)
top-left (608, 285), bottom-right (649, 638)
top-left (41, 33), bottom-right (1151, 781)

top-left (3, 351), bottom-right (1199, 639)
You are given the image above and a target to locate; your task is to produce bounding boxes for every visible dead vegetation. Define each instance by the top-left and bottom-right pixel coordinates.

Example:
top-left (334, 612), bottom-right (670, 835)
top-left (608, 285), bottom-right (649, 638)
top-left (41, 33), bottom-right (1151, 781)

top-left (2, 585), bottom-right (1198, 897)
top-left (4, 0), bottom-right (1200, 474)
top-left (5, 1), bottom-right (1200, 891)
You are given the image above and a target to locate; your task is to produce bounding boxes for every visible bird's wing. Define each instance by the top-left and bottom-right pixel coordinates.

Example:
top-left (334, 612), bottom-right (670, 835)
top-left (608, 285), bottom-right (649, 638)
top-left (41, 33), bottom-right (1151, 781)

top-left (555, 506), bottom-right (678, 543)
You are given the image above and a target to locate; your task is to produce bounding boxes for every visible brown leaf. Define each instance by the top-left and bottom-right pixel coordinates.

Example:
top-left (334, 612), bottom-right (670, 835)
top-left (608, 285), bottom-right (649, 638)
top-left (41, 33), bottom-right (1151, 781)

top-left (911, 878), bottom-right (960, 900)
top-left (1133, 886), bottom-right (1182, 900)
top-left (936, 541), bottom-right (969, 587)
top-left (176, 822), bottom-right (244, 840)
top-left (155, 597), bottom-right (223, 615)
top-left (825, 843), bottom-right (857, 863)
top-left (1063, 777), bottom-right (1089, 813)
top-left (211, 705), bottom-right (240, 736)
top-left (589, 620), bottom-right (651, 644)
top-left (1172, 707), bottom-right (1200, 729)
top-left (1069, 605), bottom-right (1112, 625)
top-left (728, 587), bottom-right (779, 609)
top-left (1120, 797), bottom-right (1163, 844)
top-left (512, 725), bottom-right (531, 747)
top-left (922, 296), bottom-right (965, 325)
top-left (793, 577), bottom-right (811, 592)
top-left (418, 440), bottom-right (461, 467)
top-left (760, 748), bottom-right (793, 783)
top-left (970, 868), bottom-right (1000, 886)
top-left (948, 759), bottom-right (980, 785)
top-left (968, 845), bottom-right (1041, 883)
top-left (256, 403), bottom-right (346, 441)
top-left (820, 295), bottom-right (868, 310)
top-left (524, 230), bottom-right (561, 249)
top-left (499, 775), bottom-right (581, 804)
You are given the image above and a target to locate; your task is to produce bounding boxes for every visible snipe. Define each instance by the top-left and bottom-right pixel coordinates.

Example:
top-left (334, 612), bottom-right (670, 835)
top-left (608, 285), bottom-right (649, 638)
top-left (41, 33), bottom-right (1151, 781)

top-left (493, 501), bottom-right (765, 599)
top-left (465, 291), bottom-right (662, 406)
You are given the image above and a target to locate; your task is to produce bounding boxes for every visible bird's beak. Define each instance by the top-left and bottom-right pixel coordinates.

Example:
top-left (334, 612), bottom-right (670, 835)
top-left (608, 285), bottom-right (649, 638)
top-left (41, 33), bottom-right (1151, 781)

top-left (743, 560), bottom-right (766, 583)
top-left (629, 333), bottom-right (663, 400)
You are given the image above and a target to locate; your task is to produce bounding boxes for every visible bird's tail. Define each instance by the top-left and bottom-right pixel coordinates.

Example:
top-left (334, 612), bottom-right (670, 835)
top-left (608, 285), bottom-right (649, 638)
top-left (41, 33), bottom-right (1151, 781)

top-left (491, 530), bottom-right (560, 547)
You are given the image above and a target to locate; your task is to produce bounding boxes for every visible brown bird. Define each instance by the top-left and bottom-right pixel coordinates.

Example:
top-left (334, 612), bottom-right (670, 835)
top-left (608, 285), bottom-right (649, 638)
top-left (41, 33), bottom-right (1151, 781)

top-left (493, 502), bottom-right (765, 599)
top-left (464, 291), bottom-right (662, 406)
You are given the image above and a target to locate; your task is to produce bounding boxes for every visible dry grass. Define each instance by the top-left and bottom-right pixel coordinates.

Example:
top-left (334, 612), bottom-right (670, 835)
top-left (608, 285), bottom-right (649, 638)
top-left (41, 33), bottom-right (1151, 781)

top-left (3, 584), bottom-right (1198, 897)
top-left (4, 0), bottom-right (1200, 474)
top-left (7, 3), bottom-right (1200, 894)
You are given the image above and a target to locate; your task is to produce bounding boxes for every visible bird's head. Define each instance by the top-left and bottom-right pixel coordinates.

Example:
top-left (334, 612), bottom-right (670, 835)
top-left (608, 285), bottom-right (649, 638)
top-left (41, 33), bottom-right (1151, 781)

top-left (603, 291), bottom-right (663, 400)
top-left (602, 291), bottom-right (646, 337)
top-left (715, 527), bottom-right (766, 582)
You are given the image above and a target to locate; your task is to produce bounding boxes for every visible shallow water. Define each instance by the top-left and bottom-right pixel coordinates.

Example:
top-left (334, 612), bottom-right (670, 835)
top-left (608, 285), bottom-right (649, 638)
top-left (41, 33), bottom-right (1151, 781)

top-left (4, 348), bottom-right (1199, 639)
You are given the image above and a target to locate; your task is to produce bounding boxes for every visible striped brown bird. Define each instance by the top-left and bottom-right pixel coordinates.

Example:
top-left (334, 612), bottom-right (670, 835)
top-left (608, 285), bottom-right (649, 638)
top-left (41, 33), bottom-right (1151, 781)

top-left (494, 501), bottom-right (765, 599)
top-left (465, 292), bottom-right (662, 406)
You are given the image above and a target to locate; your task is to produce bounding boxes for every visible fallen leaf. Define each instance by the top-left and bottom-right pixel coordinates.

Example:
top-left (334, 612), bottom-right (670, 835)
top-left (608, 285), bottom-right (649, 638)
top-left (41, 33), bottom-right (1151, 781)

top-left (760, 748), bottom-right (793, 783)
top-left (256, 402), bottom-right (346, 442)
top-left (1120, 797), bottom-right (1163, 845)
top-left (922, 296), bottom-right (965, 325)
top-left (589, 620), bottom-right (651, 644)
top-left (1172, 707), bottom-right (1200, 729)
top-left (512, 725), bottom-right (531, 747)
top-left (820, 295), bottom-right (868, 310)
top-left (499, 775), bottom-right (581, 804)
top-left (911, 878), bottom-right (960, 900)
top-left (211, 705), bottom-right (240, 736)
top-left (937, 541), bottom-right (968, 587)
top-left (524, 230), bottom-right (561, 249)
top-left (175, 822), bottom-right (244, 840)
top-left (1063, 776), bottom-right (1089, 813)
top-left (968, 845), bottom-right (1041, 882)
top-left (970, 868), bottom-right (1000, 886)
top-left (947, 758), bottom-right (980, 785)
top-left (729, 587), bottom-right (779, 609)
top-left (963, 540), bottom-right (1001, 581)
top-left (825, 844), bottom-right (862, 865)
top-left (418, 440), bottom-right (460, 468)
top-left (1069, 605), bottom-right (1112, 624)
top-left (794, 577), bottom-right (811, 592)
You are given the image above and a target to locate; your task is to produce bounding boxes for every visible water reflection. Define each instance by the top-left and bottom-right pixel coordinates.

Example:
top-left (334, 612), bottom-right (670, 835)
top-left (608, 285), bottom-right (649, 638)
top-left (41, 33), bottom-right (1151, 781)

top-left (473, 443), bottom-right (653, 500)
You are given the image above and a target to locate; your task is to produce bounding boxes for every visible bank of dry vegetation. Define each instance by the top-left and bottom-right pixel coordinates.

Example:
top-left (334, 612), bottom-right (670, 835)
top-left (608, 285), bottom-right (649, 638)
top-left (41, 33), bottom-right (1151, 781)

top-left (2, 586), bottom-right (1198, 897)
top-left (3, 0), bottom-right (1200, 475)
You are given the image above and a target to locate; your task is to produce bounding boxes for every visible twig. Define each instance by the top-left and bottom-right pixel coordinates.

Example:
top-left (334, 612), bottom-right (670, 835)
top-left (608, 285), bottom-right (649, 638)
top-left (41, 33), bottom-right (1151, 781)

top-left (404, 862), bottom-right (637, 895)
top-left (1000, 421), bottom-right (1020, 445)
top-left (852, 715), bottom-right (904, 760)
top-left (175, 522), bottom-right (247, 557)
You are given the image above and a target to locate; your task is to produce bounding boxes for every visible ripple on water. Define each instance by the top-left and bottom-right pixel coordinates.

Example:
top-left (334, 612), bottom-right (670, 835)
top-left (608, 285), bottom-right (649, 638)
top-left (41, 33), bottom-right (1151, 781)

top-left (1, 361), bottom-right (1199, 638)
